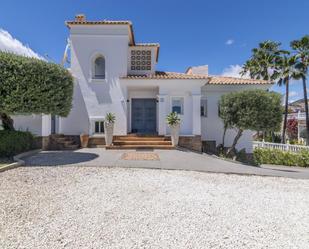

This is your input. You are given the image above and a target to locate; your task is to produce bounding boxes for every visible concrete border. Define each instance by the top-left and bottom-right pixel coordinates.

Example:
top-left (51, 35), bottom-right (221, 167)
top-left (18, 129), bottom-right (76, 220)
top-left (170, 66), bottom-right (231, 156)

top-left (0, 149), bottom-right (41, 173)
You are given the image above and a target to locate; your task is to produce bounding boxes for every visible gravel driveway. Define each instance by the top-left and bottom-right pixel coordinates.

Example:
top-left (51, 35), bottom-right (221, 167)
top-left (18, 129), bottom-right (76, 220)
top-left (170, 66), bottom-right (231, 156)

top-left (1, 167), bottom-right (309, 249)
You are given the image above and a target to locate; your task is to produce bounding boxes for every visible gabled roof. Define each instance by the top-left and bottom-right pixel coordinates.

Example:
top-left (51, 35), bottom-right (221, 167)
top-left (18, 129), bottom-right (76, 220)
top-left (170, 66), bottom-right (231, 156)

top-left (208, 76), bottom-right (271, 85)
top-left (133, 43), bottom-right (160, 47)
top-left (66, 15), bottom-right (135, 45)
top-left (66, 20), bottom-right (132, 25)
top-left (122, 71), bottom-right (209, 80)
top-left (122, 71), bottom-right (272, 84)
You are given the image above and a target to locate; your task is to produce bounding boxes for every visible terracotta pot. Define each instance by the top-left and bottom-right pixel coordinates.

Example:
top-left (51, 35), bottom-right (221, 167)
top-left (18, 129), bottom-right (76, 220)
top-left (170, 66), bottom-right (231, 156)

top-left (104, 122), bottom-right (114, 146)
top-left (170, 123), bottom-right (180, 146)
top-left (80, 133), bottom-right (89, 148)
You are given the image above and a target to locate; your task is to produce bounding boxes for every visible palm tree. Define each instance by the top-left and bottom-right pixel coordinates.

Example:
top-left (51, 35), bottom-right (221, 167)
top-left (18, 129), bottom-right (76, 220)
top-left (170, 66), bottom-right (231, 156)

top-left (275, 54), bottom-right (299, 143)
top-left (241, 41), bottom-right (285, 141)
top-left (291, 35), bottom-right (309, 144)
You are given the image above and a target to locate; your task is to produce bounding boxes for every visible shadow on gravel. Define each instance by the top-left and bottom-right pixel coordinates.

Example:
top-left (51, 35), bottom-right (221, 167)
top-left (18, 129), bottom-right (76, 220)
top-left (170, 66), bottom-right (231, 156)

top-left (24, 151), bottom-right (99, 166)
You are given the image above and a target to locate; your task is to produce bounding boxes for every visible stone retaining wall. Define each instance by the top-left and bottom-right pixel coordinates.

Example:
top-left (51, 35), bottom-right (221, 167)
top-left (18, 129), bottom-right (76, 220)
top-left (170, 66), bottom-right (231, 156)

top-left (179, 136), bottom-right (202, 152)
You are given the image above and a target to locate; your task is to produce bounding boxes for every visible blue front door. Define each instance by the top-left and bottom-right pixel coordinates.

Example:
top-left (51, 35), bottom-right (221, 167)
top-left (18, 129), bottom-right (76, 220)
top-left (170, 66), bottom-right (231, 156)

top-left (131, 99), bottom-right (156, 134)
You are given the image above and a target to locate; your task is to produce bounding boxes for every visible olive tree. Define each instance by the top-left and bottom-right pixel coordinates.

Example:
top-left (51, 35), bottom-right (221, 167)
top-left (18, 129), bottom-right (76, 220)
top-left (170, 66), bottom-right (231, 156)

top-left (219, 89), bottom-right (282, 156)
top-left (0, 52), bottom-right (74, 130)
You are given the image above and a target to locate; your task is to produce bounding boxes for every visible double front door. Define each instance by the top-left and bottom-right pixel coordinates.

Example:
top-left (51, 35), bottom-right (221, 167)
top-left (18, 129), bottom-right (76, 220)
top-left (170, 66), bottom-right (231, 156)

top-left (131, 99), bottom-right (157, 134)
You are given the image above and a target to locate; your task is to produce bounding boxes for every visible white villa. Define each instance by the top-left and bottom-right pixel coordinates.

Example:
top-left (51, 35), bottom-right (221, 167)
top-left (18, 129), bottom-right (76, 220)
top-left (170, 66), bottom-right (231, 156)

top-left (12, 14), bottom-right (272, 152)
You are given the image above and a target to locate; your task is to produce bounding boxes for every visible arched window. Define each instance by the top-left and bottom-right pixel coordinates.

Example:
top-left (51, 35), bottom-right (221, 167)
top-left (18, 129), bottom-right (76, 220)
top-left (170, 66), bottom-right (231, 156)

top-left (94, 56), bottom-right (105, 79)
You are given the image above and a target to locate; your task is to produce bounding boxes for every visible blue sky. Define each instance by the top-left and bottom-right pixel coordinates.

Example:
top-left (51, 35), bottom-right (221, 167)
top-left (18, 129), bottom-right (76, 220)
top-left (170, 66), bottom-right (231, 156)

top-left (1, 0), bottom-right (309, 101)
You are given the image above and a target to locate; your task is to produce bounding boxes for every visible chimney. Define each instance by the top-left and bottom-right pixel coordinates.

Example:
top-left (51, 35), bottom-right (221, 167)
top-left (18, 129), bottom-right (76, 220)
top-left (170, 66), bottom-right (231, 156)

top-left (75, 14), bottom-right (86, 22)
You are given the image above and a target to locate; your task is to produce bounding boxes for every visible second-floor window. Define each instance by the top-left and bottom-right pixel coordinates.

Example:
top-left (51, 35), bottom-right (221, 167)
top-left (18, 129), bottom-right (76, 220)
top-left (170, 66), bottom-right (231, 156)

top-left (94, 56), bottom-right (105, 79)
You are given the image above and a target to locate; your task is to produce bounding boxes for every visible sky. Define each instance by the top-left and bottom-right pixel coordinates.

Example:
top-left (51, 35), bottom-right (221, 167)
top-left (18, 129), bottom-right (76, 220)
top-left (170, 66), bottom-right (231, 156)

top-left (1, 0), bottom-right (309, 102)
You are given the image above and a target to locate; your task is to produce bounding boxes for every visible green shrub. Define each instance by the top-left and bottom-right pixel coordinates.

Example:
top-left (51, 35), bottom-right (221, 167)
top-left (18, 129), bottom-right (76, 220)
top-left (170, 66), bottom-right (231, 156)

top-left (0, 130), bottom-right (35, 157)
top-left (0, 51), bottom-right (74, 116)
top-left (253, 148), bottom-right (309, 167)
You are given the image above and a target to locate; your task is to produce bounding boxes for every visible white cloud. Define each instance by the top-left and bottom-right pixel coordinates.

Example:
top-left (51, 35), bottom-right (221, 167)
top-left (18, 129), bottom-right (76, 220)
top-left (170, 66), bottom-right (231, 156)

top-left (0, 29), bottom-right (43, 59)
top-left (221, 64), bottom-right (249, 78)
top-left (289, 91), bottom-right (299, 98)
top-left (225, 39), bottom-right (234, 45)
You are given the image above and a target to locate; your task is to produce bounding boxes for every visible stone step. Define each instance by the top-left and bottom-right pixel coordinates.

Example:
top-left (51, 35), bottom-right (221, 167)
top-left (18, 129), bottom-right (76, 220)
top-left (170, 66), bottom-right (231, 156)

top-left (88, 144), bottom-right (106, 148)
top-left (114, 136), bottom-right (170, 141)
top-left (113, 140), bottom-right (172, 146)
top-left (88, 137), bottom-right (105, 145)
top-left (106, 145), bottom-right (175, 150)
top-left (62, 144), bottom-right (80, 150)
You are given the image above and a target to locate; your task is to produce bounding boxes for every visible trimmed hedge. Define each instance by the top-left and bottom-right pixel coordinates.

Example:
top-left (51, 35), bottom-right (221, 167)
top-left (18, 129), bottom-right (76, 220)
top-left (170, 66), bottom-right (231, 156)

top-left (0, 51), bottom-right (74, 116)
top-left (0, 130), bottom-right (35, 157)
top-left (253, 148), bottom-right (309, 167)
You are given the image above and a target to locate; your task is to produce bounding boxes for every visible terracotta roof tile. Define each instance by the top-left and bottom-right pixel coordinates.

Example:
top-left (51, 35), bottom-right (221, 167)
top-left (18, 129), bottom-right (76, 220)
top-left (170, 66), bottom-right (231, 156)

top-left (66, 18), bottom-right (135, 45)
top-left (122, 72), bottom-right (272, 84)
top-left (122, 71), bottom-right (209, 80)
top-left (66, 20), bottom-right (132, 27)
top-left (208, 76), bottom-right (271, 85)
top-left (132, 43), bottom-right (160, 47)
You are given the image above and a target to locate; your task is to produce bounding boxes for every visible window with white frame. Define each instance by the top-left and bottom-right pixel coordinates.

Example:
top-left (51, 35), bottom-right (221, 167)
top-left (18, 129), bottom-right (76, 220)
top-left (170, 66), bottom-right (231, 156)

top-left (201, 98), bottom-right (207, 117)
top-left (94, 121), bottom-right (104, 133)
top-left (171, 97), bottom-right (184, 115)
top-left (94, 56), bottom-right (105, 79)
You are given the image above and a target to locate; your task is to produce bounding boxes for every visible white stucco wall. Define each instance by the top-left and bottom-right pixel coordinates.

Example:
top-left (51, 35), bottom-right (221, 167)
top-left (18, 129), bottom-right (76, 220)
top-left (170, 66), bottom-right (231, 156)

top-left (12, 115), bottom-right (42, 136)
top-left (59, 80), bottom-right (89, 135)
top-left (201, 84), bottom-right (272, 153)
top-left (69, 25), bottom-right (129, 135)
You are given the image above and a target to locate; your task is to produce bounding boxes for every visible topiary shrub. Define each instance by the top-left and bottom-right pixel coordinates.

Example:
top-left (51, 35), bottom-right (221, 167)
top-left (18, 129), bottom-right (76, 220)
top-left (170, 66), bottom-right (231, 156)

top-left (253, 148), bottom-right (309, 167)
top-left (0, 51), bottom-right (74, 130)
top-left (0, 130), bottom-right (35, 157)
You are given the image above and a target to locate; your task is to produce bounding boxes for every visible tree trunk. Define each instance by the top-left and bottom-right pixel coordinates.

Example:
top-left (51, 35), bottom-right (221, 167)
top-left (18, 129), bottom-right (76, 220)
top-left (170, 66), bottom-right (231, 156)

top-left (227, 129), bottom-right (243, 157)
top-left (0, 112), bottom-right (15, 131)
top-left (222, 125), bottom-right (227, 148)
top-left (302, 76), bottom-right (309, 145)
top-left (281, 78), bottom-right (289, 144)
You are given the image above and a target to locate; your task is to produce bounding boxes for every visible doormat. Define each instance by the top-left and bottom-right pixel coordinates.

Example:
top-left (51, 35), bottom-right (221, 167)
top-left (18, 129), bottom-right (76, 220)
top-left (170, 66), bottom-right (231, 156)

top-left (121, 152), bottom-right (160, 161)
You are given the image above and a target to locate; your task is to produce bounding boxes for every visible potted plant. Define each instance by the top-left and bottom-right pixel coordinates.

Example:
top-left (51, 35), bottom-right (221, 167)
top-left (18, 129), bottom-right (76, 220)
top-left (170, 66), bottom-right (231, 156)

top-left (104, 112), bottom-right (116, 146)
top-left (80, 133), bottom-right (89, 148)
top-left (166, 112), bottom-right (181, 146)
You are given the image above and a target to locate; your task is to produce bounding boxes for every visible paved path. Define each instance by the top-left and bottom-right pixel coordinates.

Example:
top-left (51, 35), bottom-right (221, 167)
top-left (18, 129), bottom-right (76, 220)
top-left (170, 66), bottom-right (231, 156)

top-left (24, 148), bottom-right (309, 179)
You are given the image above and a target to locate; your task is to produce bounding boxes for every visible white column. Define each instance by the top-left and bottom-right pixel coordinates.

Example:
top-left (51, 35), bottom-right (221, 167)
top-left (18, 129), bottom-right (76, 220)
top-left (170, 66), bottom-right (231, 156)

top-left (157, 94), bottom-right (167, 135)
top-left (41, 114), bottom-right (51, 136)
top-left (192, 94), bottom-right (201, 135)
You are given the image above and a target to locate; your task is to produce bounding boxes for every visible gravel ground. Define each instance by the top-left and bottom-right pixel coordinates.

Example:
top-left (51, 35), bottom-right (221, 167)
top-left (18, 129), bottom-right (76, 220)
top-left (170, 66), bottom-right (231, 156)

top-left (1, 167), bottom-right (309, 249)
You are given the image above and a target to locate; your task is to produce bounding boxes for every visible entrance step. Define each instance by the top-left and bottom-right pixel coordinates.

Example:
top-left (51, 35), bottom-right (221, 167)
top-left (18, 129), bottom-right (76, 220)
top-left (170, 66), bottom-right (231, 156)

top-left (88, 137), bottom-right (105, 148)
top-left (113, 140), bottom-right (172, 146)
top-left (48, 134), bottom-right (80, 150)
top-left (114, 135), bottom-right (170, 141)
top-left (106, 144), bottom-right (174, 150)
top-left (109, 135), bottom-right (173, 150)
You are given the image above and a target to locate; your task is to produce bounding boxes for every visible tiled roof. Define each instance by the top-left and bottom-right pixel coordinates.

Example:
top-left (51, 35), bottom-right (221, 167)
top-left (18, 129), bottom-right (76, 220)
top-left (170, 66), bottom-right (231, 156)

top-left (122, 72), bottom-right (272, 84)
top-left (208, 76), bottom-right (271, 85)
top-left (66, 16), bottom-right (135, 45)
top-left (122, 71), bottom-right (209, 80)
top-left (133, 43), bottom-right (160, 47)
top-left (66, 20), bottom-right (132, 26)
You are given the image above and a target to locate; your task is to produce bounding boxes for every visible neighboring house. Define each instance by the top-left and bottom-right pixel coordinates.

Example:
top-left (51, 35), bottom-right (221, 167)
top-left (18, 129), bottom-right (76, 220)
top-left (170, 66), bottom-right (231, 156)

top-left (12, 14), bottom-right (272, 152)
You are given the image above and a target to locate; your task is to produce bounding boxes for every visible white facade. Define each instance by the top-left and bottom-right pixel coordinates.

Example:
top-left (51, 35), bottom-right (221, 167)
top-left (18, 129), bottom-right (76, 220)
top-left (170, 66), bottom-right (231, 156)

top-left (11, 15), bottom-right (273, 153)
